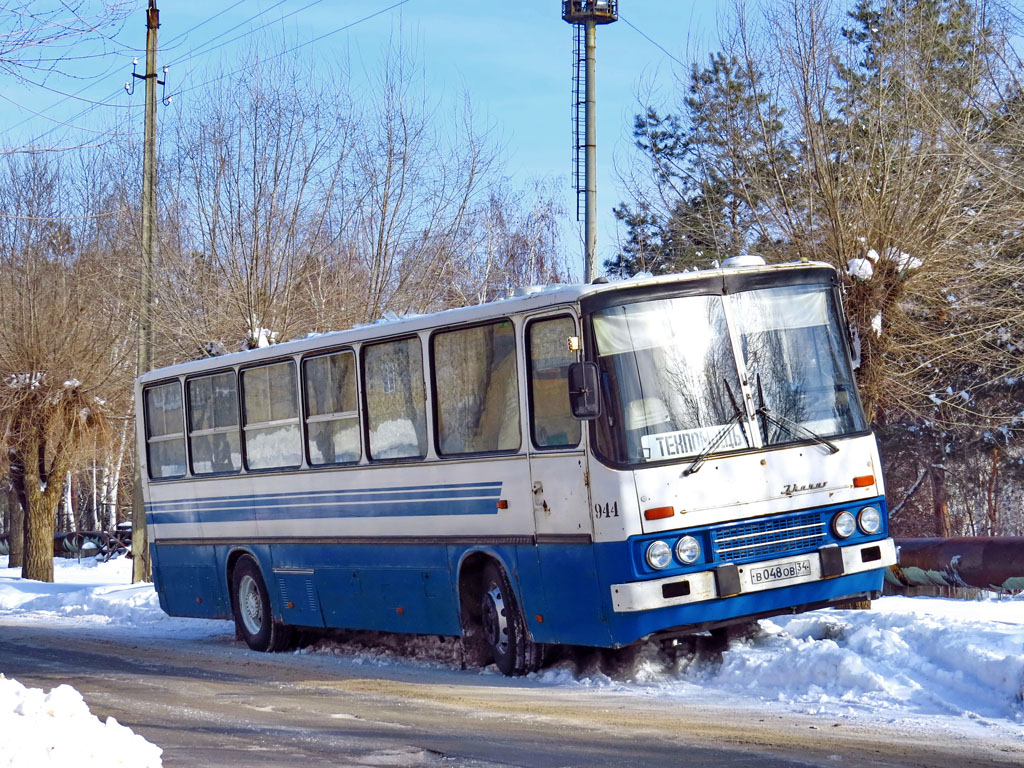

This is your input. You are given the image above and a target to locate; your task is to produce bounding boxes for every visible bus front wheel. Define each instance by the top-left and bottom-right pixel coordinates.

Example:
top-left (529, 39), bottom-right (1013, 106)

top-left (480, 562), bottom-right (539, 676)
top-left (231, 555), bottom-right (293, 653)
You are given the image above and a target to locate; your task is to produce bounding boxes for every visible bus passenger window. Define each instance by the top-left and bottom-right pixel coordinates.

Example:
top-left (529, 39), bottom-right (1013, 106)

top-left (528, 316), bottom-right (581, 449)
top-left (303, 351), bottom-right (360, 465)
top-left (145, 381), bottom-right (186, 478)
top-left (433, 321), bottom-right (520, 455)
top-left (242, 361), bottom-right (301, 470)
top-left (364, 337), bottom-right (427, 460)
top-left (187, 372), bottom-right (242, 474)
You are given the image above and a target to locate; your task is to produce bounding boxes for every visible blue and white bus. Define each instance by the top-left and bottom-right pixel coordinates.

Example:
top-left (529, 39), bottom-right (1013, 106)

top-left (136, 259), bottom-right (896, 675)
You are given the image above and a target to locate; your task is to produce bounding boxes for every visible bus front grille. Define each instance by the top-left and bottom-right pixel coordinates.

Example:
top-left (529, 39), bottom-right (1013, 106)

top-left (710, 512), bottom-right (826, 562)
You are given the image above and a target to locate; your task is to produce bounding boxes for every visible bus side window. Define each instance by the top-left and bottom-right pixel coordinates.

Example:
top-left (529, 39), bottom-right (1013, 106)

top-left (187, 372), bottom-right (242, 475)
top-left (241, 361), bottom-right (302, 470)
top-left (303, 351), bottom-right (360, 465)
top-left (433, 320), bottom-right (520, 455)
top-left (145, 381), bottom-right (186, 478)
top-left (527, 316), bottom-right (581, 449)
top-left (364, 337), bottom-right (427, 460)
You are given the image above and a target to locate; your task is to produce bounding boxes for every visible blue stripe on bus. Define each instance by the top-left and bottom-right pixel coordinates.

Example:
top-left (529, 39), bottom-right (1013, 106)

top-left (145, 482), bottom-right (502, 510)
top-left (145, 482), bottom-right (503, 525)
top-left (145, 487), bottom-right (501, 513)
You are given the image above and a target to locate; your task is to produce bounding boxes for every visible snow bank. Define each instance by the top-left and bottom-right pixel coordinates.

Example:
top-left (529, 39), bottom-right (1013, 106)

top-left (533, 595), bottom-right (1024, 730)
top-left (0, 556), bottom-right (226, 638)
top-left (0, 675), bottom-right (162, 767)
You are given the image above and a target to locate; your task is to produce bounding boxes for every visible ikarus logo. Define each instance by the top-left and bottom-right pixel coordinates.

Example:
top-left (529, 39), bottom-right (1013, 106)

top-left (782, 481), bottom-right (827, 495)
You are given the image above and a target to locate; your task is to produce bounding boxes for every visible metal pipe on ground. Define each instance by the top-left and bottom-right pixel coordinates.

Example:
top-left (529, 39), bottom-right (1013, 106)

top-left (887, 537), bottom-right (1024, 593)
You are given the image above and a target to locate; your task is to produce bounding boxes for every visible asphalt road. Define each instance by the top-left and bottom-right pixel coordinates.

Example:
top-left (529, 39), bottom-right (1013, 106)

top-left (0, 620), bottom-right (1020, 768)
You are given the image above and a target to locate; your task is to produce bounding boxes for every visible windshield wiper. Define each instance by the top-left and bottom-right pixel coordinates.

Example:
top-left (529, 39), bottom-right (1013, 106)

top-left (682, 380), bottom-right (749, 476)
top-left (754, 374), bottom-right (839, 454)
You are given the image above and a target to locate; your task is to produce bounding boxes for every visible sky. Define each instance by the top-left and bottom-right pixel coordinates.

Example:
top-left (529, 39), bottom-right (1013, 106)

top-left (0, 1), bottom-right (721, 280)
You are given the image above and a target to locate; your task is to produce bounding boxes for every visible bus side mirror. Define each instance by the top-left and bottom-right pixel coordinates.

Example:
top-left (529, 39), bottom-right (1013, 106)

top-left (568, 362), bottom-right (601, 420)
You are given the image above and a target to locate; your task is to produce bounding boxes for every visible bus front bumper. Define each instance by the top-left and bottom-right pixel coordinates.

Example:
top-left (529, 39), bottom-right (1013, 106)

top-left (610, 538), bottom-right (896, 613)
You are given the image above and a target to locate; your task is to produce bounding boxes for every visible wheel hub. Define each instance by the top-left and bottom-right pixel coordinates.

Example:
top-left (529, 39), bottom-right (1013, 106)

top-left (239, 574), bottom-right (263, 635)
top-left (482, 585), bottom-right (509, 655)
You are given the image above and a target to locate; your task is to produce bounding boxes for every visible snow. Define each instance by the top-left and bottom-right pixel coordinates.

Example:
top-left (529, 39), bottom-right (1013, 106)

top-left (0, 676), bottom-right (162, 768)
top-left (871, 310), bottom-right (883, 336)
top-left (846, 257), bottom-right (874, 280)
top-left (1, 555), bottom-right (1023, 755)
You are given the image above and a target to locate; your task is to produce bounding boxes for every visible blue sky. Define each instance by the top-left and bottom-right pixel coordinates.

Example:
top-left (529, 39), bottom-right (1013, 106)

top-left (1, 1), bottom-right (720, 278)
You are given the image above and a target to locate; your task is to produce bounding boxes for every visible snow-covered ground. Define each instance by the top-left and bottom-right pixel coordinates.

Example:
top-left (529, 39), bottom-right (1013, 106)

top-left (2, 554), bottom-right (1023, 760)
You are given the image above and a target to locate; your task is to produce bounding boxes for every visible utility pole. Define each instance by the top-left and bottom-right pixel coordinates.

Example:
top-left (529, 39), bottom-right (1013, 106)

top-left (131, 0), bottom-right (160, 583)
top-left (583, 18), bottom-right (597, 283)
top-left (562, 1), bottom-right (617, 284)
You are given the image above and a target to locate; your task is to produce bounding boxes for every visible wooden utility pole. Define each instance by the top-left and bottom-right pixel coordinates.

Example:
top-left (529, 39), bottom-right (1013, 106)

top-left (131, 0), bottom-right (159, 583)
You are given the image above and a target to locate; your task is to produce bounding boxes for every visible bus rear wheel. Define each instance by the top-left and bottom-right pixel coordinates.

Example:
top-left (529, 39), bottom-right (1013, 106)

top-left (480, 562), bottom-right (540, 676)
top-left (231, 555), bottom-right (293, 652)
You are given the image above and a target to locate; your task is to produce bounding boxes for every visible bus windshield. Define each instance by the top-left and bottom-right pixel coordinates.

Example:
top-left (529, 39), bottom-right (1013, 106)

top-left (591, 283), bottom-right (865, 466)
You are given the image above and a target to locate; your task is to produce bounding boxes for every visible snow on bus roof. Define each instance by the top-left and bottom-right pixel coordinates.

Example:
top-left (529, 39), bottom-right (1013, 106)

top-left (137, 261), bottom-right (834, 384)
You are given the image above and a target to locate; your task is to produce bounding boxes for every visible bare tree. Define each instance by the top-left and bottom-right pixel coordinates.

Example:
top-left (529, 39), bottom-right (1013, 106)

top-left (160, 54), bottom-right (356, 355)
top-left (0, 1), bottom-right (132, 79)
top-left (0, 152), bottom-right (129, 581)
top-left (617, 0), bottom-right (1024, 536)
top-left (347, 48), bottom-right (494, 321)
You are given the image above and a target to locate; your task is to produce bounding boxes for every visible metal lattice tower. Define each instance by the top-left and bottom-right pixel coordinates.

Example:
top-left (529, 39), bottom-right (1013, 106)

top-left (562, 1), bottom-right (618, 283)
top-left (571, 24), bottom-right (586, 222)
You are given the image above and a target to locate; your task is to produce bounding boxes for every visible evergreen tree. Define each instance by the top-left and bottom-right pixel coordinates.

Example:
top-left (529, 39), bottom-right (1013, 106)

top-left (611, 53), bottom-right (792, 276)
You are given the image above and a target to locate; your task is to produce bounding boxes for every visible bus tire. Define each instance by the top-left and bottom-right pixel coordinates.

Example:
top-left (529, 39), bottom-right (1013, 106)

top-left (480, 561), bottom-right (539, 676)
top-left (231, 555), bottom-right (293, 653)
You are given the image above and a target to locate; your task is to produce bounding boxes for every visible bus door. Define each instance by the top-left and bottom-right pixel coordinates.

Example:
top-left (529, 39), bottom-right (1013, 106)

top-left (525, 314), bottom-right (605, 645)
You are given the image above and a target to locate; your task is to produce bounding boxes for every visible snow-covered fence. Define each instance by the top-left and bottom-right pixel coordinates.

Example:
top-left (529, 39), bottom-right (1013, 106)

top-left (887, 537), bottom-right (1024, 594)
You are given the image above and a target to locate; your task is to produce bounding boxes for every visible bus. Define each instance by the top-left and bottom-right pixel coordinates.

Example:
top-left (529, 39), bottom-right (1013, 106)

top-left (136, 259), bottom-right (896, 675)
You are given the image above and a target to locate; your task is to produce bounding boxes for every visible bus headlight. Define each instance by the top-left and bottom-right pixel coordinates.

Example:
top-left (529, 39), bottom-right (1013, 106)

top-left (858, 506), bottom-right (882, 534)
top-left (646, 540), bottom-right (672, 570)
top-left (832, 510), bottom-right (856, 539)
top-left (675, 536), bottom-right (701, 564)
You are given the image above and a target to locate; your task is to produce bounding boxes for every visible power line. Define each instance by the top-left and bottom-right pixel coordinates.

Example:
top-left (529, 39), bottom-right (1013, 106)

top-left (167, 0), bottom-right (412, 102)
top-left (618, 14), bottom-right (686, 68)
top-left (5, 0), bottom-right (413, 153)
top-left (0, 92), bottom-right (122, 135)
top-left (0, 208), bottom-right (129, 221)
top-left (0, 1), bottom-right (252, 146)
top-left (161, 0), bottom-right (248, 49)
top-left (8, 76), bottom-right (133, 109)
top-left (165, 0), bottom-right (292, 67)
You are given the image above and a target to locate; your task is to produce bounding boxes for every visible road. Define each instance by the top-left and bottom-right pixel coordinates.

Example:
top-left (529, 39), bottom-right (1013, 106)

top-left (0, 619), bottom-right (1020, 768)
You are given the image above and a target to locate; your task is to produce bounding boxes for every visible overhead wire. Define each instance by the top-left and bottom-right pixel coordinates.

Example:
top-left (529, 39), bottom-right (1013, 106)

top-left (0, 92), bottom-right (122, 135)
top-left (1, 0), bottom-right (256, 146)
top-left (5, 0), bottom-right (414, 153)
top-left (167, 0), bottom-right (412, 102)
top-left (617, 14), bottom-right (687, 69)
top-left (164, 0), bottom-right (292, 67)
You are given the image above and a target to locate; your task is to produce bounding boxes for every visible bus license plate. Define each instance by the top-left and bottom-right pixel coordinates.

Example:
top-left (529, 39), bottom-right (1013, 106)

top-left (749, 559), bottom-right (812, 585)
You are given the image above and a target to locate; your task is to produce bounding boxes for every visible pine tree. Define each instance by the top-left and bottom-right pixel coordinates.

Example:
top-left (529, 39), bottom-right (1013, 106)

top-left (611, 53), bottom-right (793, 276)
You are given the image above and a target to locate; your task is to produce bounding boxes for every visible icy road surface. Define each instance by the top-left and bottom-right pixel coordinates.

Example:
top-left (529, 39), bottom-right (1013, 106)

top-left (1, 556), bottom-right (1022, 767)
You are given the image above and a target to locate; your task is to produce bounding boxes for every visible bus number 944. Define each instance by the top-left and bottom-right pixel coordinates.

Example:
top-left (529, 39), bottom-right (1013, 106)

top-left (594, 501), bottom-right (619, 519)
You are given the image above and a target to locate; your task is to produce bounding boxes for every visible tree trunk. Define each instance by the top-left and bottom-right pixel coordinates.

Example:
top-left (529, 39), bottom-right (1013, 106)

top-left (986, 448), bottom-right (998, 535)
top-left (22, 485), bottom-right (55, 582)
top-left (929, 461), bottom-right (953, 538)
top-left (103, 421), bottom-right (129, 530)
top-left (21, 437), bottom-right (55, 583)
top-left (7, 485), bottom-right (24, 569)
top-left (131, 446), bottom-right (151, 582)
